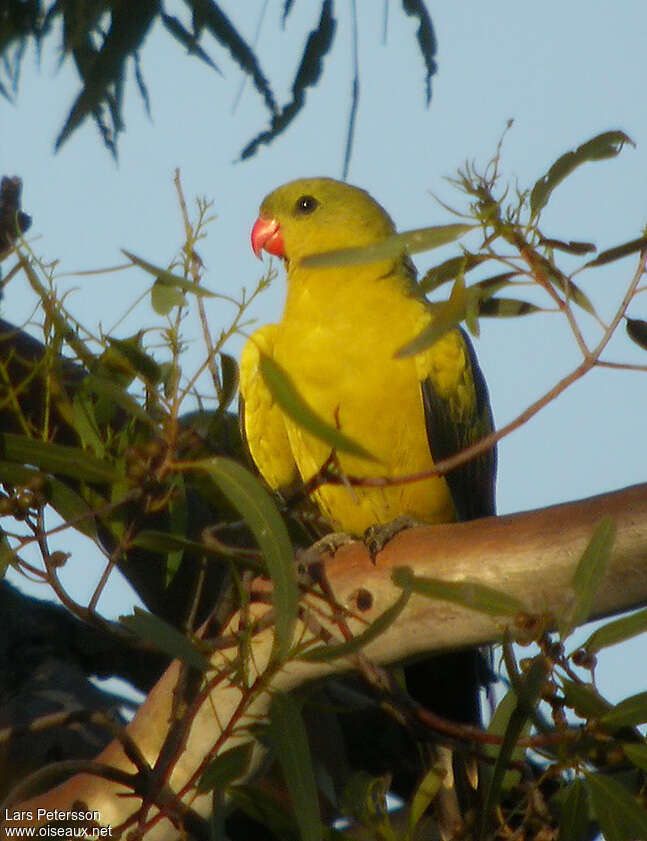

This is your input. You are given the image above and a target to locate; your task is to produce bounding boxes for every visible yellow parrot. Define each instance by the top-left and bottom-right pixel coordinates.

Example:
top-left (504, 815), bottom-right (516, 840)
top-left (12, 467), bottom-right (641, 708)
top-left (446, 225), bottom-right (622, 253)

top-left (239, 177), bottom-right (496, 823)
top-left (240, 177), bottom-right (496, 538)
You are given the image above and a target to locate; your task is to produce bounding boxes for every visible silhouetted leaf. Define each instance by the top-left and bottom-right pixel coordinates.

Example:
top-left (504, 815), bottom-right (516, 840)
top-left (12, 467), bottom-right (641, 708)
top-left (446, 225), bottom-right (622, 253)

top-left (585, 772), bottom-right (647, 841)
top-left (402, 0), bottom-right (437, 103)
top-left (120, 607), bottom-right (210, 671)
top-left (195, 457), bottom-right (297, 659)
top-left (268, 692), bottom-right (322, 841)
top-left (188, 0), bottom-right (277, 114)
top-left (161, 12), bottom-right (221, 73)
top-left (240, 1), bottom-right (336, 160)
top-left (530, 130), bottom-right (634, 218)
top-left (584, 606), bottom-right (647, 654)
top-left (626, 318), bottom-right (647, 352)
top-left (259, 354), bottom-right (376, 461)
top-left (56, 1), bottom-right (159, 152)
top-left (218, 352), bottom-right (239, 411)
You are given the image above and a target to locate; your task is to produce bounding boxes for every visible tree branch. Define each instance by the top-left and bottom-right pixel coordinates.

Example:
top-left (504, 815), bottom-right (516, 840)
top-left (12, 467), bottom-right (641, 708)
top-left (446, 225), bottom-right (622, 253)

top-left (3, 482), bottom-right (647, 838)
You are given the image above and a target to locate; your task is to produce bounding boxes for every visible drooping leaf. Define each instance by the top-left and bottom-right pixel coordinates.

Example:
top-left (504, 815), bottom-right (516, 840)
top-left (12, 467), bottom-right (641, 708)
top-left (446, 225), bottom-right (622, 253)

top-left (187, 0), bottom-right (277, 115)
top-left (120, 607), bottom-right (210, 671)
top-left (391, 566), bottom-right (525, 616)
top-left (626, 318), bottom-right (647, 352)
top-left (193, 457), bottom-right (298, 659)
top-left (240, 0), bottom-right (335, 160)
top-left (259, 354), bottom-right (376, 461)
top-left (401, 0), bottom-right (437, 104)
top-left (218, 352), bottom-right (239, 411)
top-left (530, 130), bottom-right (634, 218)
top-left (268, 692), bottom-right (322, 841)
top-left (561, 517), bottom-right (616, 638)
top-left (584, 606), bottom-right (647, 654)
top-left (160, 12), bottom-right (221, 73)
top-left (302, 223), bottom-right (473, 269)
top-left (585, 772), bottom-right (647, 841)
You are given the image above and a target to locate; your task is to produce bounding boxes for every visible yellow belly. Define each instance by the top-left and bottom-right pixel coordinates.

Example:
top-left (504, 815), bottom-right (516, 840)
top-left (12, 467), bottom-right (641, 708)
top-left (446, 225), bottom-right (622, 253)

top-left (272, 269), bottom-right (461, 535)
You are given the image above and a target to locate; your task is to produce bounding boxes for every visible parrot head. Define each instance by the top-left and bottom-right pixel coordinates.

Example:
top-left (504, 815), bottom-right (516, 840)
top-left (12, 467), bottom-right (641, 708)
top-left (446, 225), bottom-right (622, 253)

top-left (251, 177), bottom-right (396, 264)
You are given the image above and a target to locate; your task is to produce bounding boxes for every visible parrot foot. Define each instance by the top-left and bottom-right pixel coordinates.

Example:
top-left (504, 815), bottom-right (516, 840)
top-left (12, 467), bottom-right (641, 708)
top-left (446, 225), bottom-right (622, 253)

top-left (363, 515), bottom-right (423, 561)
top-left (295, 532), bottom-right (354, 585)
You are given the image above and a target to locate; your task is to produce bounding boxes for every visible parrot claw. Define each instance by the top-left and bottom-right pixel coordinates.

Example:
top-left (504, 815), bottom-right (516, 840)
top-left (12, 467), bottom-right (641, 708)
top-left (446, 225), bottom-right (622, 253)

top-left (363, 515), bottom-right (423, 561)
top-left (295, 532), bottom-right (355, 585)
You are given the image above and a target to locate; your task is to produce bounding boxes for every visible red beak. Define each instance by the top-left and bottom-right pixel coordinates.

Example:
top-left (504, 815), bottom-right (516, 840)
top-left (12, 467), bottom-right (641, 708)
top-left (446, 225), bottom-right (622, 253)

top-left (251, 215), bottom-right (284, 259)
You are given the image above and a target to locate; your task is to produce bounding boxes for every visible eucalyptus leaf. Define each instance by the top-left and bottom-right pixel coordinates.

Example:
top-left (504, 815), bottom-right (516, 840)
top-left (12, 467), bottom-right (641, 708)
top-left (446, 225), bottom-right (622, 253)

top-left (583, 235), bottom-right (647, 268)
top-left (584, 606), bottom-right (647, 654)
top-left (395, 273), bottom-right (467, 358)
top-left (626, 318), bottom-right (647, 352)
top-left (198, 742), bottom-right (254, 793)
top-left (260, 354), bottom-right (376, 461)
top-left (301, 223), bottom-right (473, 269)
top-left (120, 607), bottom-right (210, 671)
top-left (585, 772), bottom-right (647, 841)
top-left (122, 250), bottom-right (216, 297)
top-left (599, 691), bottom-right (647, 731)
top-left (557, 778), bottom-right (591, 841)
top-left (0, 432), bottom-right (121, 483)
top-left (530, 130), bottom-right (634, 218)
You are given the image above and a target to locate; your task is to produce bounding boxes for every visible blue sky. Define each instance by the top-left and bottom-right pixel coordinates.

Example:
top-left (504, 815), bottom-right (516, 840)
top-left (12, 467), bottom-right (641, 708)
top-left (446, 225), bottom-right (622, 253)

top-left (2, 1), bottom-right (647, 705)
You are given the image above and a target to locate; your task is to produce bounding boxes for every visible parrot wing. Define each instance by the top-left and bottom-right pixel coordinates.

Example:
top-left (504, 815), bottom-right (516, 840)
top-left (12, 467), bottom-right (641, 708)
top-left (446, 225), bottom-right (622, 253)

top-left (419, 327), bottom-right (496, 521)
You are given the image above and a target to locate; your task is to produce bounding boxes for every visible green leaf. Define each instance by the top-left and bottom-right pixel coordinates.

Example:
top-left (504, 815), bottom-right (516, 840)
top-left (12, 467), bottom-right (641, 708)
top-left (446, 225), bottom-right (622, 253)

top-left (0, 433), bottom-right (121, 483)
top-left (408, 766), bottom-right (444, 834)
top-left (301, 223), bottom-right (473, 269)
top-left (482, 657), bottom-right (547, 829)
top-left (584, 607), bottom-right (647, 654)
top-left (585, 772), bottom-right (647, 841)
top-left (530, 130), bottom-right (634, 218)
top-left (131, 530), bottom-right (215, 555)
top-left (396, 272), bottom-right (468, 358)
top-left (622, 742), bottom-right (647, 773)
top-left (193, 457), bottom-right (298, 660)
top-left (479, 297), bottom-right (543, 317)
top-left (626, 318), bottom-right (647, 352)
top-left (218, 352), bottom-right (239, 411)
top-left (561, 678), bottom-right (611, 720)
top-left (268, 692), bottom-right (322, 841)
top-left (584, 235), bottom-right (647, 268)
top-left (392, 565), bottom-right (525, 616)
top-left (561, 517), bottom-right (616, 637)
top-left (418, 253), bottom-right (488, 294)
top-left (120, 607), bottom-right (210, 671)
top-left (122, 250), bottom-right (216, 297)
top-left (107, 336), bottom-right (162, 384)
top-left (301, 587), bottom-right (410, 662)
top-left (600, 691), bottom-right (647, 731)
top-left (483, 688), bottom-right (531, 791)
top-left (558, 778), bottom-right (591, 841)
top-left (83, 373), bottom-right (156, 428)
top-left (259, 354), bottom-right (376, 461)
top-left (151, 280), bottom-right (185, 315)
top-left (198, 742), bottom-right (254, 793)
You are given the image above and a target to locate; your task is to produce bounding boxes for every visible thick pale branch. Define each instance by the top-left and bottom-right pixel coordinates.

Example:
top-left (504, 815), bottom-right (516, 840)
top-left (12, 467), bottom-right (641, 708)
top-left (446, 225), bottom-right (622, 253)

top-left (3, 482), bottom-right (647, 838)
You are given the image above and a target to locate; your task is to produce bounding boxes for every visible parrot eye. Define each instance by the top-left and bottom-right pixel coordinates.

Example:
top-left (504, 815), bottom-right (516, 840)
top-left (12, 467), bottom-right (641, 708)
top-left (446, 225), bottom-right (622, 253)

top-left (294, 195), bottom-right (319, 215)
